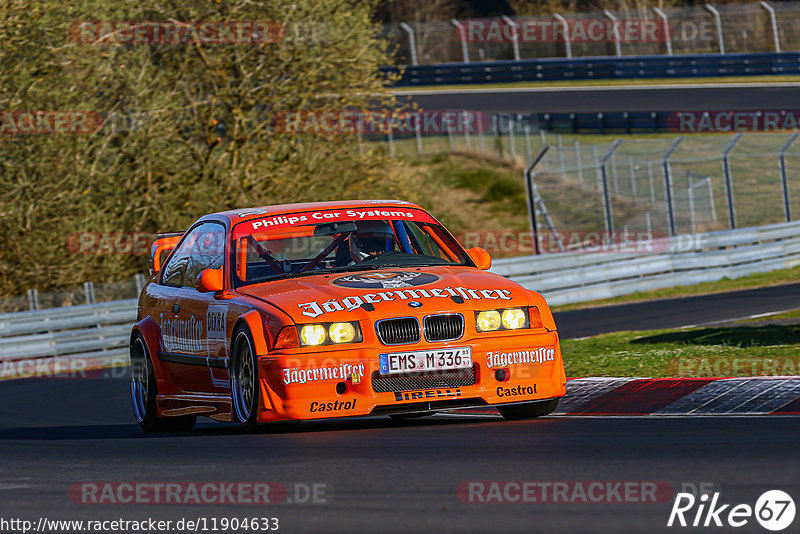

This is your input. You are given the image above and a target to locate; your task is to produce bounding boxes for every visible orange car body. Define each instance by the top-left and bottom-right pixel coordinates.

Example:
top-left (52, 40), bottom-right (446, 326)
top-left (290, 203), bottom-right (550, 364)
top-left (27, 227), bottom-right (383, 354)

top-left (131, 200), bottom-right (566, 426)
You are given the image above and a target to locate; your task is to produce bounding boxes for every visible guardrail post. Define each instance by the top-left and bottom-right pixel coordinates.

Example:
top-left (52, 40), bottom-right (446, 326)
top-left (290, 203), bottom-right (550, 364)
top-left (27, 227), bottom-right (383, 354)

top-left (760, 2), bottom-right (781, 53)
top-left (387, 129), bottom-right (395, 156)
top-left (652, 7), bottom-right (673, 55)
top-left (779, 132), bottom-right (798, 222)
top-left (451, 19), bottom-right (470, 63)
top-left (598, 139), bottom-right (624, 235)
top-left (662, 136), bottom-right (684, 236)
top-left (27, 289), bottom-right (39, 311)
top-left (553, 14), bottom-right (572, 58)
top-left (721, 132), bottom-right (743, 229)
top-left (603, 10), bottom-right (623, 56)
top-left (704, 4), bottom-right (725, 54)
top-left (135, 273), bottom-right (146, 294)
top-left (84, 281), bottom-right (96, 304)
top-left (509, 116), bottom-right (516, 160)
top-left (502, 16), bottom-right (521, 60)
top-left (525, 147), bottom-right (550, 255)
top-left (399, 22), bottom-right (419, 65)
top-left (414, 117), bottom-right (423, 154)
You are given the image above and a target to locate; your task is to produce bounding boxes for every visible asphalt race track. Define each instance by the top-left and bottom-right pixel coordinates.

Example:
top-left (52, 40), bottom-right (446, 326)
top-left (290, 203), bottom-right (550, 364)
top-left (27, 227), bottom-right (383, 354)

top-left (554, 281), bottom-right (800, 339)
top-left (3, 285), bottom-right (800, 533)
top-left (1, 376), bottom-right (798, 533)
top-left (396, 83), bottom-right (800, 113)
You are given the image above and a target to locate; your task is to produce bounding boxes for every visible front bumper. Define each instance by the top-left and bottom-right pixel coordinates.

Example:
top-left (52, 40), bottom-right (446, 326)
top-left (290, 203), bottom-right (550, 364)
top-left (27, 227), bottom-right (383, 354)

top-left (255, 330), bottom-right (567, 422)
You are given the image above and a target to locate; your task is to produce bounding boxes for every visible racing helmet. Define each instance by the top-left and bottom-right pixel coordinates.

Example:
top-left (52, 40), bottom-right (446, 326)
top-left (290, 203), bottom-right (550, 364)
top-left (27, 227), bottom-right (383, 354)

top-left (349, 220), bottom-right (394, 261)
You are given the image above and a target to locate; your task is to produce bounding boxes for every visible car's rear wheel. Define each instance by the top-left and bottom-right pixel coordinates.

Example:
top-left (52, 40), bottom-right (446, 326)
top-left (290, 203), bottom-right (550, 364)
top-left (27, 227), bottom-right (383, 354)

top-left (498, 399), bottom-right (559, 420)
top-left (130, 334), bottom-right (196, 432)
top-left (230, 327), bottom-right (261, 433)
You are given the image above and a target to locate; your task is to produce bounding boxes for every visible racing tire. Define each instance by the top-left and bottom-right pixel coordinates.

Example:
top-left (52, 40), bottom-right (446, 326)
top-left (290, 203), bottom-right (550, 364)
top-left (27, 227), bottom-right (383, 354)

top-left (230, 326), bottom-right (261, 433)
top-left (130, 334), bottom-right (196, 432)
top-left (498, 398), bottom-right (559, 421)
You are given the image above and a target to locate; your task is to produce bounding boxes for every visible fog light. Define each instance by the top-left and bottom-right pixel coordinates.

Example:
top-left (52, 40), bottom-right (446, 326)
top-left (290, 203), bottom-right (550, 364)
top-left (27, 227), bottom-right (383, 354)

top-left (495, 369), bottom-right (507, 382)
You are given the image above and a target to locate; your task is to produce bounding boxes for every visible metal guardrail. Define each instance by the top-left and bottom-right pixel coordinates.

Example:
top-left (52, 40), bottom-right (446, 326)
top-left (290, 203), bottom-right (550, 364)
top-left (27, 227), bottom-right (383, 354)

top-left (383, 51), bottom-right (800, 86)
top-left (491, 220), bottom-right (800, 305)
top-left (2, 220), bottom-right (800, 375)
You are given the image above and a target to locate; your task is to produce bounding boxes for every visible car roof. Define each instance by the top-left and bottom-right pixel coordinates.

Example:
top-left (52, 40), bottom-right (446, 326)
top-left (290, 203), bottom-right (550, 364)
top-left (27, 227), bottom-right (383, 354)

top-left (201, 199), bottom-right (426, 225)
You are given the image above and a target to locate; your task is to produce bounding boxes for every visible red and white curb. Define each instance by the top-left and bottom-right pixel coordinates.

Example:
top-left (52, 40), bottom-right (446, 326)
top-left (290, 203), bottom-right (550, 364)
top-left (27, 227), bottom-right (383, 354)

top-left (452, 377), bottom-right (800, 416)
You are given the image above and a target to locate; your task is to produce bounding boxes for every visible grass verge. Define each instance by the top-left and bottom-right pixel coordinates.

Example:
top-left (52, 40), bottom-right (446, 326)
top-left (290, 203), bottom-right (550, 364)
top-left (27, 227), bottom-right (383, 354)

top-left (563, 321), bottom-right (800, 378)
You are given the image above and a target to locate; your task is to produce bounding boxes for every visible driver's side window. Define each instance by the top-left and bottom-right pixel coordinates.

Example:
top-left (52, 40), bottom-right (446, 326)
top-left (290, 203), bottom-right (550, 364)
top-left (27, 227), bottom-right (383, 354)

top-left (161, 222), bottom-right (226, 288)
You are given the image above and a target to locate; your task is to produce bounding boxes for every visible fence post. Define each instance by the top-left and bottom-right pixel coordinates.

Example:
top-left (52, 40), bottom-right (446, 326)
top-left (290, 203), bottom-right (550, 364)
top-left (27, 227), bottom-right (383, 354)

top-left (501, 16), bottom-right (521, 60)
top-left (524, 147), bottom-right (551, 255)
top-left (553, 13), bottom-right (572, 58)
top-left (558, 135), bottom-right (566, 177)
top-left (721, 132), bottom-right (743, 229)
top-left (451, 19), bottom-right (470, 63)
top-left (688, 176), bottom-right (697, 235)
top-left (611, 152), bottom-right (619, 194)
top-left (628, 156), bottom-right (638, 203)
top-left (647, 160), bottom-right (656, 204)
top-left (27, 289), bottom-right (39, 311)
top-left (399, 22), bottom-right (419, 65)
top-left (524, 125), bottom-right (532, 160)
top-left (705, 4), bottom-right (725, 54)
top-left (662, 136), bottom-right (684, 236)
top-left (84, 281), bottom-right (96, 304)
top-left (446, 121), bottom-right (454, 152)
top-left (598, 139), bottom-right (624, 235)
top-left (387, 129), bottom-right (395, 157)
top-left (575, 140), bottom-right (584, 186)
top-left (652, 7), bottom-right (673, 56)
top-left (603, 10), bottom-right (623, 56)
top-left (760, 2), bottom-right (781, 53)
top-left (779, 132), bottom-right (798, 222)
top-left (707, 178), bottom-right (718, 225)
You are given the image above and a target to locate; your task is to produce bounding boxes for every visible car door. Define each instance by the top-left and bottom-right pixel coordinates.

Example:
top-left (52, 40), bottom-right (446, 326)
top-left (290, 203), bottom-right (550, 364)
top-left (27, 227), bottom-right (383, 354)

top-left (157, 221), bottom-right (227, 393)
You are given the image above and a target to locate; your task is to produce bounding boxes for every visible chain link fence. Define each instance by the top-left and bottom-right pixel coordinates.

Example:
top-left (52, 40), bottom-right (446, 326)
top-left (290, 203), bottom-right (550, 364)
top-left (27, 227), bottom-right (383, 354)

top-left (383, 1), bottom-right (797, 65)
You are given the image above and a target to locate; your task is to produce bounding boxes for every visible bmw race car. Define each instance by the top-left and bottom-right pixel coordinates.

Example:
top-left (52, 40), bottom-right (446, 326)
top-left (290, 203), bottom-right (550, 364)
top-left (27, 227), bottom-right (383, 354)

top-left (130, 200), bottom-right (566, 431)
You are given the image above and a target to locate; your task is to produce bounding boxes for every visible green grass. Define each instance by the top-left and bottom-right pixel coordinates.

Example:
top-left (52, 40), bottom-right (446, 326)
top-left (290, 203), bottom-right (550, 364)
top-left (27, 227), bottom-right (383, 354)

top-left (563, 323), bottom-right (800, 377)
top-left (553, 265), bottom-right (800, 312)
top-left (391, 75), bottom-right (800, 93)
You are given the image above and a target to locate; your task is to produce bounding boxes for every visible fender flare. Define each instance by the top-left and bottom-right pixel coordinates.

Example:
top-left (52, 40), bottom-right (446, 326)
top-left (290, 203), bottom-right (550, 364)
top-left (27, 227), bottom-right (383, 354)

top-left (130, 316), bottom-right (172, 393)
top-left (233, 310), bottom-right (274, 415)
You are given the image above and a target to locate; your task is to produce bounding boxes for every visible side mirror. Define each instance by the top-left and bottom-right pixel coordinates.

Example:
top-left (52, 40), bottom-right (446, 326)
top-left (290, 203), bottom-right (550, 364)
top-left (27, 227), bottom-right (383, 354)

top-left (149, 233), bottom-right (183, 275)
top-left (467, 247), bottom-right (492, 270)
top-left (196, 268), bottom-right (224, 292)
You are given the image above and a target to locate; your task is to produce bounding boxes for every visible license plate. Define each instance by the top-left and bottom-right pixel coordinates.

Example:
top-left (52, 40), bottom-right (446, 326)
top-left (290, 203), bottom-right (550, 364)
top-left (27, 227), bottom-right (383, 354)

top-left (379, 347), bottom-right (472, 375)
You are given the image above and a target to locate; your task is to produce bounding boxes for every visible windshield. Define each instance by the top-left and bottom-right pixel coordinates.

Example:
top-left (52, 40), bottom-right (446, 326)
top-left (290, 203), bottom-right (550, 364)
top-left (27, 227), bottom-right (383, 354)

top-left (231, 208), bottom-right (470, 287)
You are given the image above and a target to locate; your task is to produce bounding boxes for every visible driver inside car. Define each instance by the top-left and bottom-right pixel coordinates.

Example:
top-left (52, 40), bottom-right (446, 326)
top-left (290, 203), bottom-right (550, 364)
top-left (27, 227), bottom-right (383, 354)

top-left (347, 220), bottom-right (395, 264)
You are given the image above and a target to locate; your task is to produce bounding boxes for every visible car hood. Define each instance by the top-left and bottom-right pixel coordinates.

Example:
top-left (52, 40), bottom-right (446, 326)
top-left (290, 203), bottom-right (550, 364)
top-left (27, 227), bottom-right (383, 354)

top-left (237, 266), bottom-right (534, 324)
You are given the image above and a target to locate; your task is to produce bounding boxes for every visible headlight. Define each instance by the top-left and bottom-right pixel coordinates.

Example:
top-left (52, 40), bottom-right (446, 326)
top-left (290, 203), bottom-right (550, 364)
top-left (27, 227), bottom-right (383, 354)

top-left (476, 310), bottom-right (502, 332)
top-left (299, 324), bottom-right (328, 346)
top-left (297, 322), bottom-right (362, 347)
top-left (502, 308), bottom-right (528, 330)
top-left (475, 308), bottom-right (529, 332)
top-left (329, 322), bottom-right (357, 344)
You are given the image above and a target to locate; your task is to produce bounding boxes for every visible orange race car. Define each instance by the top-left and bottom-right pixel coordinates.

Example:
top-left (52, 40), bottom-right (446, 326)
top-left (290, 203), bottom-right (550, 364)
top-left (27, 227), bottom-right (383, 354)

top-left (130, 200), bottom-right (566, 432)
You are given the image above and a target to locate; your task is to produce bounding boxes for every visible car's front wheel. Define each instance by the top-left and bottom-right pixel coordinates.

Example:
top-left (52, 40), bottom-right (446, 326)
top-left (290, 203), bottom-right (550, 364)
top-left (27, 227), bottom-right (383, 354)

top-left (230, 327), bottom-right (261, 433)
top-left (130, 334), bottom-right (196, 432)
top-left (498, 398), bottom-right (559, 420)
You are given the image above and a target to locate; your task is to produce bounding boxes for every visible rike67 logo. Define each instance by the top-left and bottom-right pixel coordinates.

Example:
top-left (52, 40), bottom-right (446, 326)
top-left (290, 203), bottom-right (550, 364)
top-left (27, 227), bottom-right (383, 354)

top-left (668, 490), bottom-right (795, 531)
